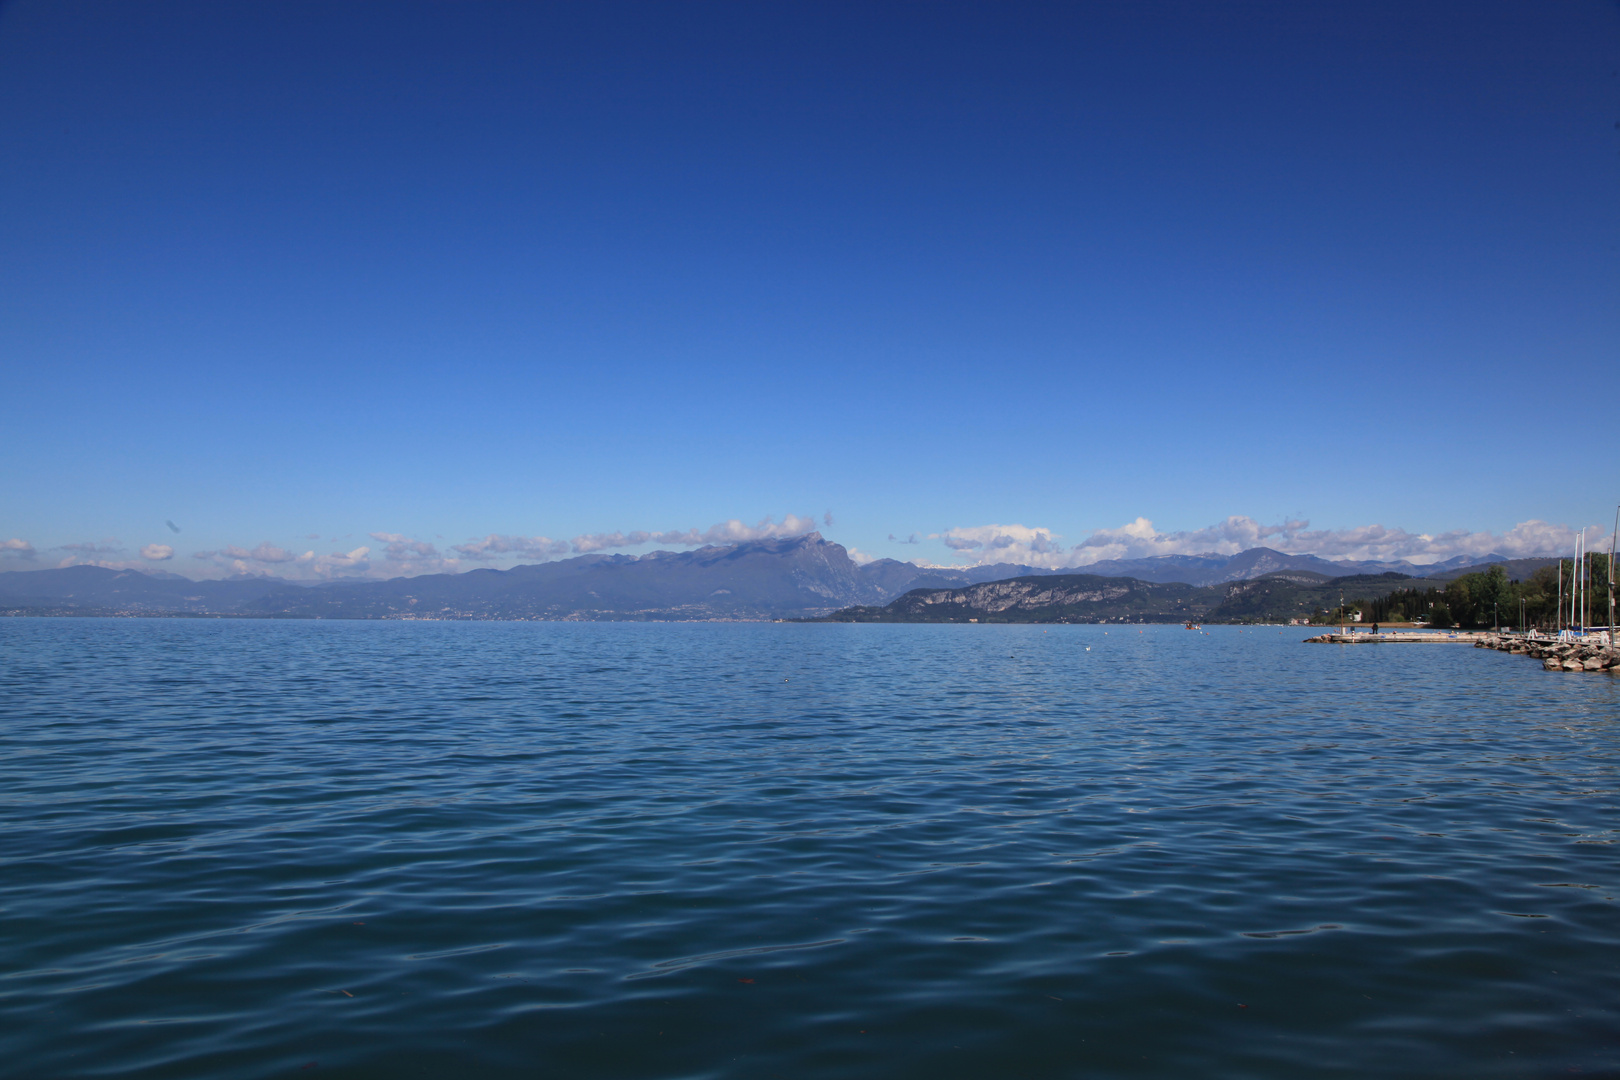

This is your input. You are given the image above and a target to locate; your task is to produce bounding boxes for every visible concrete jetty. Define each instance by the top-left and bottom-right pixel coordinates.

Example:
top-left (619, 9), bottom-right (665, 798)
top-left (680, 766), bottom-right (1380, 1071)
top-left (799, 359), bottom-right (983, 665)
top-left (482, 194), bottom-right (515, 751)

top-left (1304, 630), bottom-right (1488, 644)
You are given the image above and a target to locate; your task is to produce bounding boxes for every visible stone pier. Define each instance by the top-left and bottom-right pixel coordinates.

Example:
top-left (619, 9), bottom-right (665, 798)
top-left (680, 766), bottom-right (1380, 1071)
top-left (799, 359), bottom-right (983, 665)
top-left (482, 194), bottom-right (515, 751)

top-left (1473, 632), bottom-right (1619, 672)
top-left (1304, 630), bottom-right (1618, 671)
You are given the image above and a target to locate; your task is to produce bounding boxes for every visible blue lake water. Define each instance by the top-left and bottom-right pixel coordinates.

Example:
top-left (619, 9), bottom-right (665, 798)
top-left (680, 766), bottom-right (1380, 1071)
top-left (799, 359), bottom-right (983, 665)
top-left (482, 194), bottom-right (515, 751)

top-left (2, 618), bottom-right (1617, 1078)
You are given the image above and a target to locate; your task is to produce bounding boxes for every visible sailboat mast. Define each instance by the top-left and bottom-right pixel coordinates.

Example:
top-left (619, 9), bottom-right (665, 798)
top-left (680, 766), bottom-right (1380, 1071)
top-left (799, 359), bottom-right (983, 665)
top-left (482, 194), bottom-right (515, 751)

top-left (1574, 534), bottom-right (1581, 630)
top-left (1569, 535), bottom-right (1577, 631)
top-left (1578, 533), bottom-right (1586, 631)
top-left (1610, 505), bottom-right (1617, 642)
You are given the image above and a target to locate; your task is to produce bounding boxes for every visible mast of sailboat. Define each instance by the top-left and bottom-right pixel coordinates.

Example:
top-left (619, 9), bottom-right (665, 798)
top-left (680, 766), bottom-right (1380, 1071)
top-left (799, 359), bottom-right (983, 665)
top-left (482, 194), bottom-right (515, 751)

top-left (1571, 533), bottom-right (1577, 631)
top-left (1607, 505), bottom-right (1620, 647)
top-left (1574, 532), bottom-right (1581, 631)
top-left (1574, 531), bottom-right (1587, 634)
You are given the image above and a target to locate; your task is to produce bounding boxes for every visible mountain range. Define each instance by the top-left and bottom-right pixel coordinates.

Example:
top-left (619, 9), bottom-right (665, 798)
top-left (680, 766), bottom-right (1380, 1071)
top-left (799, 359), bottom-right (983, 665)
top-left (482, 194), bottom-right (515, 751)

top-left (1032, 547), bottom-right (1532, 585)
top-left (0, 533), bottom-right (1554, 620)
top-left (818, 571), bottom-right (1422, 625)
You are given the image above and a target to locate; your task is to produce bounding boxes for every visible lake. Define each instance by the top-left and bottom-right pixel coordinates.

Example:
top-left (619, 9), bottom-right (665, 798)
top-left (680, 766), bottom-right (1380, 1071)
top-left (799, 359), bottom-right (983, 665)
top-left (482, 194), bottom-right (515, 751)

top-left (2, 619), bottom-right (1617, 1078)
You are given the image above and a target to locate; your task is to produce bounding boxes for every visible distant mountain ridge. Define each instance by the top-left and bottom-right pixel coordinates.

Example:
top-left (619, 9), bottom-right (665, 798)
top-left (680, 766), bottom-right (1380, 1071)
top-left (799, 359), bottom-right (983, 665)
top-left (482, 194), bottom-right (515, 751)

top-left (0, 534), bottom-right (1555, 620)
top-left (1021, 546), bottom-right (1543, 586)
top-left (820, 571), bottom-right (1423, 625)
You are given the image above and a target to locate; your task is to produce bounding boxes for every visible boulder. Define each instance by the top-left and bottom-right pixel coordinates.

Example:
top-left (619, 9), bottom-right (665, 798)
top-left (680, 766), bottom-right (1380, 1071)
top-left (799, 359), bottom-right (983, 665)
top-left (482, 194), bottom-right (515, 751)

top-left (1563, 660), bottom-right (1584, 671)
top-left (1544, 658), bottom-right (1563, 671)
top-left (1586, 658), bottom-right (1607, 671)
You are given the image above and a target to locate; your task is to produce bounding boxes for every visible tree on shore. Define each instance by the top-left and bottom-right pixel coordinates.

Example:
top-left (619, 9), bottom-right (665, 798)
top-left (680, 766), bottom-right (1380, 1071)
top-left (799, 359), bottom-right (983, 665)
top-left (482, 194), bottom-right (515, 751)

top-left (1345, 558), bottom-right (1613, 630)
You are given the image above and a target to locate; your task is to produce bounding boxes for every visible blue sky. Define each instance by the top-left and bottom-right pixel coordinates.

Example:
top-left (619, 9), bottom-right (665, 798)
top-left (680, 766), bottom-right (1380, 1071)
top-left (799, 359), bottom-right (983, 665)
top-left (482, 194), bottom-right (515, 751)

top-left (2, 1), bottom-right (1617, 578)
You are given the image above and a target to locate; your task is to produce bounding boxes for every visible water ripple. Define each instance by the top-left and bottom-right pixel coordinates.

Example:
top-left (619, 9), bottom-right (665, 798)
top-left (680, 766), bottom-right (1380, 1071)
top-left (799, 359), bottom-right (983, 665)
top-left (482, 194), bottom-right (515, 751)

top-left (2, 619), bottom-right (1618, 1078)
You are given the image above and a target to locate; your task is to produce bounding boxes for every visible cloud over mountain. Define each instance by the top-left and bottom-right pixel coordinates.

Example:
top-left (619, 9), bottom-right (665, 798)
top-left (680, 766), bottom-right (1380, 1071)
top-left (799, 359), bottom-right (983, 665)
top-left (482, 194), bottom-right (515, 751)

top-left (58, 540), bottom-right (125, 555)
top-left (191, 542), bottom-right (304, 566)
top-left (937, 524), bottom-right (1062, 557)
top-left (570, 514), bottom-right (818, 554)
top-left (184, 540), bottom-right (380, 578)
top-left (931, 516), bottom-right (1607, 569)
top-left (2, 539), bottom-right (36, 560)
top-left (452, 534), bottom-right (572, 561)
top-left (21, 509), bottom-right (1598, 586)
top-left (369, 533), bottom-right (440, 560)
top-left (313, 547), bottom-right (371, 577)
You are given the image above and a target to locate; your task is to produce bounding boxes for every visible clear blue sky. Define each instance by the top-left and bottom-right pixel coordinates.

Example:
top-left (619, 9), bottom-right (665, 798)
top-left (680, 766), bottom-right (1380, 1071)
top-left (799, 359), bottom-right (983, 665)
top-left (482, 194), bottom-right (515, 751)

top-left (2, 1), bottom-right (1617, 577)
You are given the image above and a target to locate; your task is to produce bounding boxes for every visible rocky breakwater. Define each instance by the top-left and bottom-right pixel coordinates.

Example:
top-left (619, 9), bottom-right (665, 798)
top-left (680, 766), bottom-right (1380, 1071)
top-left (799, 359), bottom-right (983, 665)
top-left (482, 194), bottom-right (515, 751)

top-left (1475, 633), bottom-right (1619, 672)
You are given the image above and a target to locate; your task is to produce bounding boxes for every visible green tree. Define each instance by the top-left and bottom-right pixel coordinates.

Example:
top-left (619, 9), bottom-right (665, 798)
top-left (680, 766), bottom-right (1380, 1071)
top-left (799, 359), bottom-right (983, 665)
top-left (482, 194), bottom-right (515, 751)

top-left (1430, 602), bottom-right (1454, 629)
top-left (1443, 577), bottom-right (1475, 626)
top-left (1478, 565), bottom-right (1507, 625)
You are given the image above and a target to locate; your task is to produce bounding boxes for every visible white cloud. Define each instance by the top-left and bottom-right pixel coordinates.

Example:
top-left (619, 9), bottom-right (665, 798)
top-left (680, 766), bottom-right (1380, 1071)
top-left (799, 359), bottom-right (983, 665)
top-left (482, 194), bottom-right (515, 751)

top-left (930, 516), bottom-right (1609, 569)
top-left (139, 544), bottom-right (174, 561)
top-left (1068, 516), bottom-right (1308, 565)
top-left (1272, 518), bottom-right (1606, 565)
top-left (188, 541), bottom-right (316, 579)
top-left (571, 514), bottom-right (819, 554)
top-left (311, 546), bottom-right (371, 578)
top-left (51, 556), bottom-right (164, 572)
top-left (452, 534), bottom-right (572, 561)
top-left (57, 539), bottom-right (124, 555)
top-left (189, 542), bottom-right (371, 579)
top-left (369, 532), bottom-right (440, 560)
top-left (140, 516), bottom-right (827, 578)
top-left (1, 538), bottom-right (36, 560)
top-left (193, 542), bottom-right (303, 565)
top-left (569, 529), bottom-right (688, 554)
top-left (360, 533), bottom-right (464, 576)
top-left (182, 532), bottom-right (458, 580)
top-left (935, 524), bottom-right (1063, 560)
